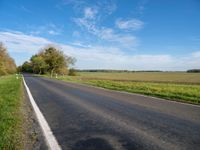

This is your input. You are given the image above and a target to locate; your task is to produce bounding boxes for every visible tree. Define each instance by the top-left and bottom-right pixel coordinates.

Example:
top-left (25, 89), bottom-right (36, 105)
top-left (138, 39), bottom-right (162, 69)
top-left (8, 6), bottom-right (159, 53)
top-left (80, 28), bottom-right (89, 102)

top-left (187, 69), bottom-right (200, 73)
top-left (21, 61), bottom-right (33, 73)
top-left (41, 45), bottom-right (75, 77)
top-left (20, 45), bottom-right (76, 76)
top-left (68, 68), bottom-right (77, 76)
top-left (30, 55), bottom-right (47, 74)
top-left (0, 42), bottom-right (16, 75)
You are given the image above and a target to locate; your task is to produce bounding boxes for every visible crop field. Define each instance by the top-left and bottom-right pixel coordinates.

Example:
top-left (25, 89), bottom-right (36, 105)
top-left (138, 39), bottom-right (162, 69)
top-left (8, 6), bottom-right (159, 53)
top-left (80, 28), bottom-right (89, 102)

top-left (75, 72), bottom-right (200, 84)
top-left (52, 72), bottom-right (200, 104)
top-left (0, 75), bottom-right (23, 149)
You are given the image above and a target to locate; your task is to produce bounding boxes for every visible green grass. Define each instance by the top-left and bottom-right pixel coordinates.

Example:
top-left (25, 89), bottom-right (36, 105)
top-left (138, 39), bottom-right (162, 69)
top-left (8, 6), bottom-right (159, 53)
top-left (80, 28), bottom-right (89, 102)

top-left (43, 72), bottom-right (200, 105)
top-left (0, 75), bottom-right (23, 150)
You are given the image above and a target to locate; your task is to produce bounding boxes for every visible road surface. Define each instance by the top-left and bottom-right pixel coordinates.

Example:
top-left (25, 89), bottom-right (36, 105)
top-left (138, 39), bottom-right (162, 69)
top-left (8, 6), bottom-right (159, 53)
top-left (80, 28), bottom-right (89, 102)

top-left (23, 74), bottom-right (200, 150)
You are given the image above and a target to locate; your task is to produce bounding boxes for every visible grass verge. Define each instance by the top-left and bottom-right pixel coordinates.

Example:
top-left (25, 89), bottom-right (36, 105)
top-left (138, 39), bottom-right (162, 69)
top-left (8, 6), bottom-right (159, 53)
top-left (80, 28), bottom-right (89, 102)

top-left (0, 75), bottom-right (23, 150)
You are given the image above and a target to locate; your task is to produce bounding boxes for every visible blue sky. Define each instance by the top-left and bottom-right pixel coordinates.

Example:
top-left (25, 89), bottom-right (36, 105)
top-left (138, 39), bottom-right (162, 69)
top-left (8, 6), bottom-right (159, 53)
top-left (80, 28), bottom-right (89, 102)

top-left (0, 0), bottom-right (200, 70)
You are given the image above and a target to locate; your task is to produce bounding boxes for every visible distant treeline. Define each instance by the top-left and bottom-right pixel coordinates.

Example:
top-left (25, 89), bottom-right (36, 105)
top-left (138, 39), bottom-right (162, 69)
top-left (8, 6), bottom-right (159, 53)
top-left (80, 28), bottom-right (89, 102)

top-left (0, 42), bottom-right (16, 75)
top-left (77, 69), bottom-right (163, 73)
top-left (187, 69), bottom-right (200, 73)
top-left (78, 69), bottom-right (200, 73)
top-left (19, 45), bottom-right (76, 77)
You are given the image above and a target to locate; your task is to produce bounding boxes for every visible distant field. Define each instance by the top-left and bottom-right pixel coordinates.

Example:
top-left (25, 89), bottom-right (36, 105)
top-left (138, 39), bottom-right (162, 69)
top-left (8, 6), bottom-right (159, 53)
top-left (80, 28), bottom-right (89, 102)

top-left (46, 72), bottom-right (200, 104)
top-left (76, 72), bottom-right (200, 84)
top-left (0, 75), bottom-right (23, 149)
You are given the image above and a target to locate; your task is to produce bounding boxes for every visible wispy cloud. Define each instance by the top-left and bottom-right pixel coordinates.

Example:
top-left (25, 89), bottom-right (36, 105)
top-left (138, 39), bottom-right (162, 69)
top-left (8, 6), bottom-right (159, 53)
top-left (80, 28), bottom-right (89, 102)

top-left (96, 0), bottom-right (117, 14)
top-left (62, 0), bottom-right (136, 48)
top-left (72, 31), bottom-right (80, 37)
top-left (29, 23), bottom-right (62, 36)
top-left (0, 31), bottom-right (51, 53)
top-left (61, 0), bottom-right (86, 10)
top-left (74, 7), bottom-right (137, 48)
top-left (0, 30), bottom-right (199, 71)
top-left (20, 5), bottom-right (32, 14)
top-left (84, 7), bottom-right (98, 19)
top-left (71, 42), bottom-right (91, 48)
top-left (62, 0), bottom-right (117, 14)
top-left (136, 0), bottom-right (149, 15)
top-left (98, 28), bottom-right (137, 47)
top-left (48, 30), bottom-right (60, 35)
top-left (116, 18), bottom-right (144, 30)
top-left (192, 51), bottom-right (200, 58)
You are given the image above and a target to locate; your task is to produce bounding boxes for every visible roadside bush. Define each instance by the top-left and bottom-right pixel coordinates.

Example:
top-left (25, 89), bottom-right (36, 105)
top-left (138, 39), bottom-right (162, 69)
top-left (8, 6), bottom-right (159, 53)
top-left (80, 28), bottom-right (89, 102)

top-left (68, 68), bottom-right (77, 76)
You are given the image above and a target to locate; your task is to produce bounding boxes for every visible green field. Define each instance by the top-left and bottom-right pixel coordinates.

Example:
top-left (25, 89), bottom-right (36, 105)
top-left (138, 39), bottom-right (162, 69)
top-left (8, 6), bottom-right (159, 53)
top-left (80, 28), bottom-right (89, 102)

top-left (51, 72), bottom-right (200, 104)
top-left (0, 75), bottom-right (23, 150)
top-left (75, 72), bottom-right (200, 84)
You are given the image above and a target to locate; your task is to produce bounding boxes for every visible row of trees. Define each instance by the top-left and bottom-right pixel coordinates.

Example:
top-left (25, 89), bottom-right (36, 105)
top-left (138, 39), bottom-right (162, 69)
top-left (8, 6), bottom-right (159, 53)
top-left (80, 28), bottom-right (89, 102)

top-left (0, 42), bottom-right (16, 75)
top-left (187, 69), bottom-right (200, 73)
top-left (19, 45), bottom-right (76, 77)
top-left (77, 69), bottom-right (163, 72)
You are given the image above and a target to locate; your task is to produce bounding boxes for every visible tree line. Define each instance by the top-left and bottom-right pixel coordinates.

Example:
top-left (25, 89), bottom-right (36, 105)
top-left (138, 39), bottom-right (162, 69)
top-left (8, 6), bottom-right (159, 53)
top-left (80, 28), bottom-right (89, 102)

top-left (19, 45), bottom-right (76, 77)
top-left (187, 69), bottom-right (200, 73)
top-left (0, 42), bottom-right (16, 75)
top-left (77, 69), bottom-right (163, 72)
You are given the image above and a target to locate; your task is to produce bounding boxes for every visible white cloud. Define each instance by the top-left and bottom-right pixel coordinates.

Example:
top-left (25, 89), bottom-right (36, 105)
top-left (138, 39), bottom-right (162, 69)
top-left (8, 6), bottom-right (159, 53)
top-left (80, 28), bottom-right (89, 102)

top-left (1, 30), bottom-right (199, 71)
top-left (29, 23), bottom-right (62, 35)
top-left (96, 0), bottom-right (117, 14)
top-left (74, 8), bottom-right (137, 48)
top-left (192, 51), bottom-right (200, 58)
top-left (72, 31), bottom-right (80, 37)
top-left (62, 0), bottom-right (117, 15)
top-left (48, 30), bottom-right (60, 35)
top-left (106, 2), bottom-right (117, 14)
top-left (71, 42), bottom-right (91, 48)
top-left (116, 18), bottom-right (144, 30)
top-left (0, 31), bottom-right (51, 53)
top-left (136, 0), bottom-right (149, 14)
top-left (84, 7), bottom-right (97, 19)
top-left (99, 28), bottom-right (137, 47)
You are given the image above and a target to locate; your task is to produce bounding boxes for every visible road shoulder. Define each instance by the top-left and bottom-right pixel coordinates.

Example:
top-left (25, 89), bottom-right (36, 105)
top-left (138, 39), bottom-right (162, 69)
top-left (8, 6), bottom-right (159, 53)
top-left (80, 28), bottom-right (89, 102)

top-left (21, 84), bottom-right (48, 150)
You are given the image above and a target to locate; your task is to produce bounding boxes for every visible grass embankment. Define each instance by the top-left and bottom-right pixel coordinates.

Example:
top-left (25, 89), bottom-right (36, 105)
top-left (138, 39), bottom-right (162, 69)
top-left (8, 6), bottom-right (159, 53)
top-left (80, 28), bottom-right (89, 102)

top-left (45, 72), bottom-right (200, 105)
top-left (0, 75), bottom-right (23, 150)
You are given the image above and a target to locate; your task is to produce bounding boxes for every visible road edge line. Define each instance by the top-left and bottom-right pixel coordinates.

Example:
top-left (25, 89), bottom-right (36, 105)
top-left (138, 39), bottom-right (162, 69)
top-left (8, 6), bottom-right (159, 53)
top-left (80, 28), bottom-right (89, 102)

top-left (22, 76), bottom-right (61, 150)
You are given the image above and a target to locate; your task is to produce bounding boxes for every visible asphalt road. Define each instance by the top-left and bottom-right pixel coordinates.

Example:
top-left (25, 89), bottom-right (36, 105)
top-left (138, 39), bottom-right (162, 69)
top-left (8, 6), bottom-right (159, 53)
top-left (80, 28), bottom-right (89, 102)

top-left (23, 74), bottom-right (200, 150)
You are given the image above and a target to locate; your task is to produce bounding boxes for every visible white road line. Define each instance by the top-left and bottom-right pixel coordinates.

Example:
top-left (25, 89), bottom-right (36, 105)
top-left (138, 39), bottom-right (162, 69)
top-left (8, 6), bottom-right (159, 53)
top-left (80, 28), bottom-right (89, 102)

top-left (22, 76), bottom-right (62, 150)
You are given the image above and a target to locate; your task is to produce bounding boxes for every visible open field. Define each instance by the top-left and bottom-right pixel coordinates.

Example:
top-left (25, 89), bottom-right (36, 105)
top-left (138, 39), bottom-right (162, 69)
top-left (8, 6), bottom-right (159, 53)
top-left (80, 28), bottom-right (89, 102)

top-left (44, 72), bottom-right (200, 104)
top-left (76, 72), bottom-right (200, 84)
top-left (0, 75), bottom-right (23, 150)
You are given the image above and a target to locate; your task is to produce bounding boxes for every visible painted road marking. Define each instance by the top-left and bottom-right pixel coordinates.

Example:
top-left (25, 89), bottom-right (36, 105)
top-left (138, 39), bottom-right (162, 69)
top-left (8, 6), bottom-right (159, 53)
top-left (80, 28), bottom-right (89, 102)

top-left (23, 76), bottom-right (62, 150)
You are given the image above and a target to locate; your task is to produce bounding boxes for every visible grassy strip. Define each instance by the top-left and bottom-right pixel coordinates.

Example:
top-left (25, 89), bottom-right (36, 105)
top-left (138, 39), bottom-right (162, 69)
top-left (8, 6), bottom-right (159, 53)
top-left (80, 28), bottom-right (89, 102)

top-left (45, 75), bottom-right (200, 105)
top-left (0, 75), bottom-right (23, 150)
